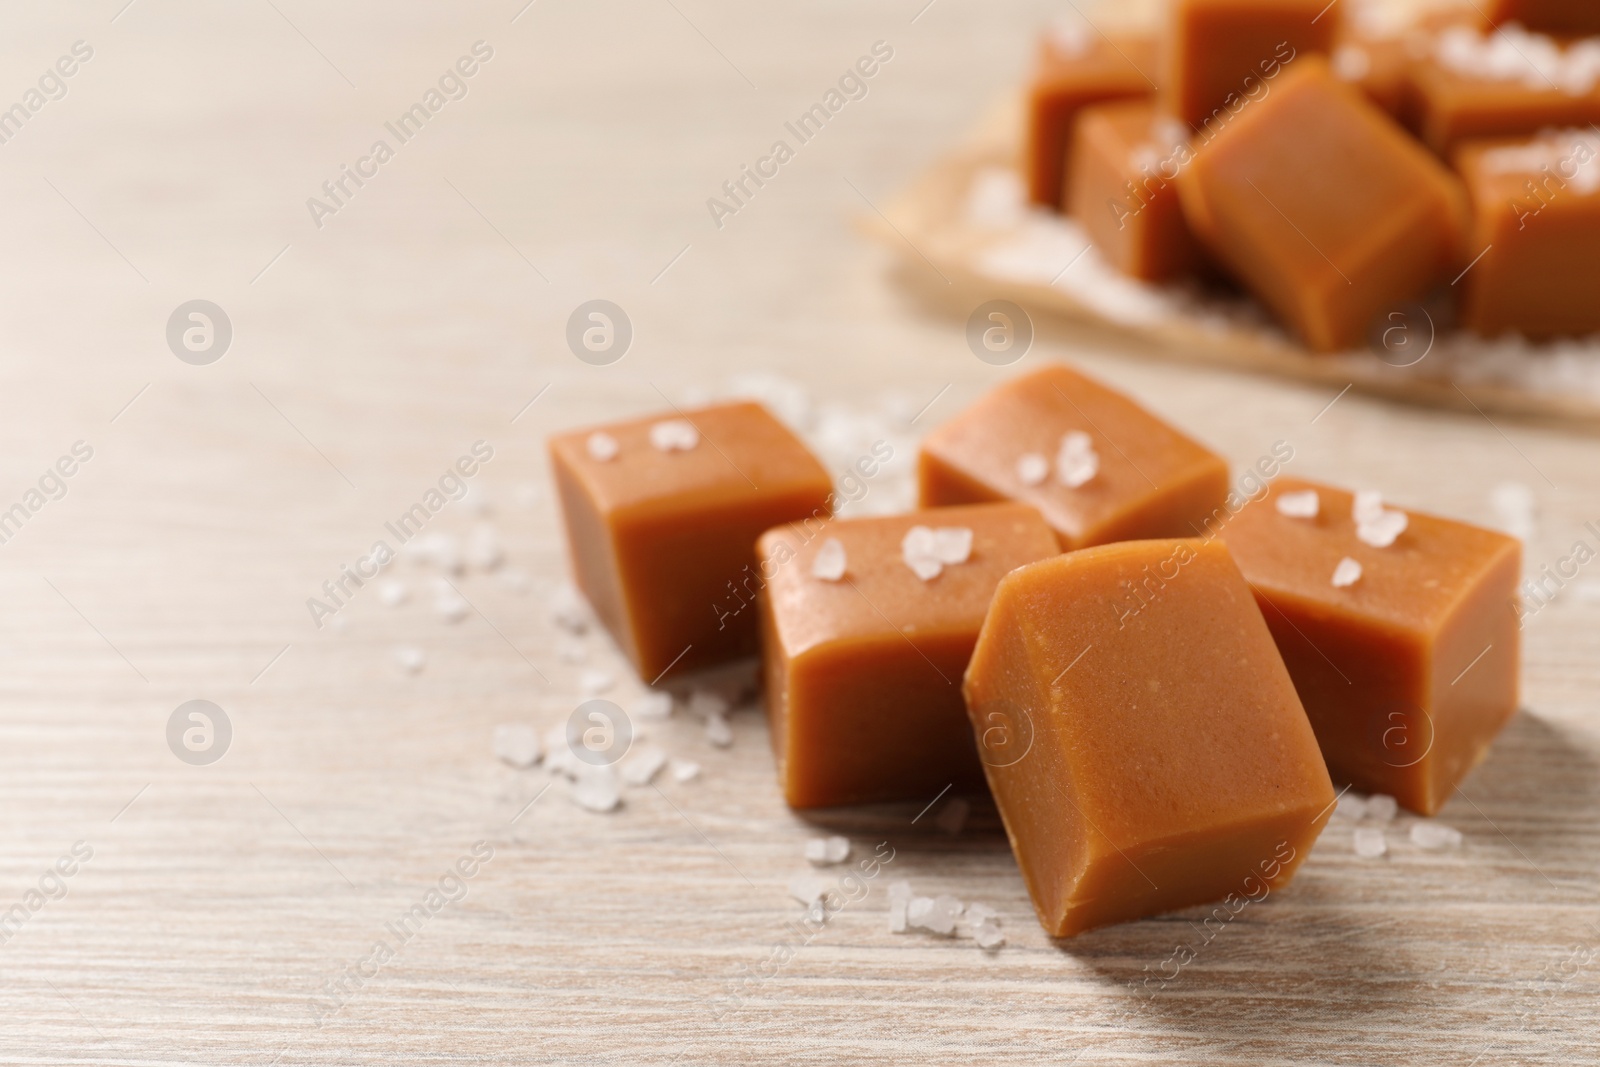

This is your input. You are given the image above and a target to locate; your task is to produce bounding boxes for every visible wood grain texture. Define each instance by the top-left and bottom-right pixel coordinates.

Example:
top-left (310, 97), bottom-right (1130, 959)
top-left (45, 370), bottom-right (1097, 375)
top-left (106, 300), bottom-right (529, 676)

top-left (0, 2), bottom-right (1597, 1064)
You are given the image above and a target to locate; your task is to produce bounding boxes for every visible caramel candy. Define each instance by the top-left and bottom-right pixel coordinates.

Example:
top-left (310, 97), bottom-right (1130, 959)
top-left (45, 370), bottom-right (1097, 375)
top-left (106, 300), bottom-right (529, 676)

top-left (1177, 59), bottom-right (1467, 352)
top-left (757, 503), bottom-right (1058, 809)
top-left (918, 365), bottom-right (1229, 551)
top-left (1403, 25), bottom-right (1600, 154)
top-left (1024, 24), bottom-right (1157, 208)
top-left (964, 538), bottom-right (1334, 937)
top-left (1218, 478), bottom-right (1521, 816)
top-left (1069, 100), bottom-right (1203, 280)
top-left (1484, 0), bottom-right (1600, 36)
top-left (1164, 0), bottom-right (1337, 128)
top-left (550, 402), bottom-right (833, 680)
top-left (1330, 28), bottom-right (1410, 116)
top-left (1455, 130), bottom-right (1600, 338)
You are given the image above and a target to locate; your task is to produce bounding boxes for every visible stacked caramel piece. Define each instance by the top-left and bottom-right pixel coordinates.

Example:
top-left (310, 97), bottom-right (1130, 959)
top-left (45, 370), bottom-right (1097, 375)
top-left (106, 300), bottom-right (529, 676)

top-left (1027, 0), bottom-right (1600, 347)
top-left (551, 364), bottom-right (1521, 937)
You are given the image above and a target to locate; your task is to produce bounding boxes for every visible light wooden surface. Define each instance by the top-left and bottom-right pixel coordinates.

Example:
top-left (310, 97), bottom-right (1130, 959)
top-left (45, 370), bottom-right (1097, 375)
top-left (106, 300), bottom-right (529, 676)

top-left (1, 2), bottom-right (1598, 1064)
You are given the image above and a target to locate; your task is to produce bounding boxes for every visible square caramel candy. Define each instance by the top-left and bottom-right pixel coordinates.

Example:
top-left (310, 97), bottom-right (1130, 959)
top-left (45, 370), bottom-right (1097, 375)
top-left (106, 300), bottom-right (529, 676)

top-left (1484, 0), bottom-right (1600, 37)
top-left (757, 502), bottom-right (1058, 809)
top-left (1455, 130), bottom-right (1600, 338)
top-left (1177, 58), bottom-right (1467, 352)
top-left (964, 538), bottom-right (1334, 937)
top-left (1218, 477), bottom-right (1521, 816)
top-left (549, 401), bottom-right (833, 680)
top-left (1403, 25), bottom-right (1600, 154)
top-left (918, 365), bottom-right (1228, 551)
top-left (1330, 26), bottom-right (1411, 117)
top-left (1069, 100), bottom-right (1202, 281)
top-left (1024, 22), bottom-right (1157, 209)
top-left (1163, 0), bottom-right (1337, 128)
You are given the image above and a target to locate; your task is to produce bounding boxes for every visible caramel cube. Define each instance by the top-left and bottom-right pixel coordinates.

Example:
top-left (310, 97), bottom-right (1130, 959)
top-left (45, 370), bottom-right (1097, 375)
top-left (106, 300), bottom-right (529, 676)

top-left (1403, 27), bottom-right (1600, 154)
top-left (1069, 100), bottom-right (1203, 280)
top-left (918, 365), bottom-right (1229, 551)
top-left (1164, 0), bottom-right (1338, 128)
top-left (1484, 0), bottom-right (1600, 37)
top-left (964, 538), bottom-right (1334, 937)
top-left (1177, 58), bottom-right (1467, 352)
top-left (757, 503), bottom-right (1058, 809)
top-left (1455, 131), bottom-right (1600, 338)
top-left (1024, 25), bottom-right (1157, 208)
top-left (1218, 478), bottom-right (1521, 815)
top-left (1330, 30), bottom-right (1411, 117)
top-left (550, 402), bottom-right (833, 680)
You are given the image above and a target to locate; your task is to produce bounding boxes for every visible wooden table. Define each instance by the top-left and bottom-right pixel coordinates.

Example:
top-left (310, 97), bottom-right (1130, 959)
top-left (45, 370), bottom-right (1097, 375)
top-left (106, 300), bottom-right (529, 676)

top-left (2, 1), bottom-right (1596, 1063)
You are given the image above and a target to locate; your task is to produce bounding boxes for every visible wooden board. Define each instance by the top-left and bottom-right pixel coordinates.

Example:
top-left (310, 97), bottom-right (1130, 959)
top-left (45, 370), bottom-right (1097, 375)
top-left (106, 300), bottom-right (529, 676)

top-left (1, 2), bottom-right (1598, 1064)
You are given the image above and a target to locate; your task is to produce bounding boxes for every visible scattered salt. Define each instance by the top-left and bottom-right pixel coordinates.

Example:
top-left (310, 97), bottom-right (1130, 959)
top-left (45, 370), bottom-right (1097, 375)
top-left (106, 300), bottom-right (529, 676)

top-left (1276, 490), bottom-right (1320, 519)
top-left (550, 583), bottom-right (592, 633)
top-left (1365, 794), bottom-right (1399, 824)
top-left (1353, 827), bottom-right (1388, 858)
top-left (433, 581), bottom-right (470, 623)
top-left (908, 895), bottom-right (962, 936)
top-left (404, 531), bottom-right (464, 575)
top-left (964, 166), bottom-right (1027, 230)
top-left (378, 579), bottom-right (408, 607)
top-left (670, 758), bottom-right (701, 782)
top-left (1332, 557), bottom-right (1363, 588)
top-left (492, 724), bottom-right (541, 768)
top-left (687, 690), bottom-right (730, 719)
top-left (930, 527), bottom-right (973, 565)
top-left (1332, 43), bottom-right (1371, 81)
top-left (788, 873), bottom-right (830, 906)
top-left (392, 646), bottom-right (425, 674)
top-left (1357, 508), bottom-right (1409, 548)
top-left (621, 744), bottom-right (668, 786)
top-left (902, 525), bottom-right (973, 580)
top-left (1490, 481), bottom-right (1536, 541)
top-left (557, 639), bottom-right (586, 663)
top-left (706, 714), bottom-right (733, 748)
top-left (633, 691), bottom-right (674, 719)
top-left (805, 836), bottom-right (850, 865)
top-left (1016, 452), bottom-right (1050, 486)
top-left (580, 669), bottom-right (616, 695)
top-left (807, 898), bottom-right (828, 925)
top-left (887, 880), bottom-right (913, 904)
top-left (812, 538), bottom-right (848, 581)
top-left (586, 431), bottom-right (620, 462)
top-left (570, 766), bottom-right (621, 812)
top-left (1410, 821), bottom-right (1463, 850)
top-left (466, 525), bottom-right (504, 571)
top-left (1353, 490), bottom-right (1384, 525)
top-left (649, 419), bottom-right (699, 452)
top-left (1056, 431), bottom-right (1099, 488)
top-left (974, 920), bottom-right (1006, 951)
top-left (965, 902), bottom-right (998, 925)
top-left (888, 900), bottom-right (908, 933)
top-left (1334, 792), bottom-right (1366, 821)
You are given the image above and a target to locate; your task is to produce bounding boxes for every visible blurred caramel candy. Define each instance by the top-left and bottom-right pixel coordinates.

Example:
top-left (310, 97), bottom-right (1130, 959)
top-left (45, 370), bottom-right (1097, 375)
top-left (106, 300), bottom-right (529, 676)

top-left (1456, 130), bottom-right (1600, 338)
top-left (550, 401), bottom-right (833, 680)
top-left (1069, 100), bottom-right (1203, 280)
top-left (1164, 0), bottom-right (1337, 127)
top-left (964, 538), bottom-right (1334, 937)
top-left (1024, 23), bottom-right (1157, 208)
top-left (1218, 478), bottom-right (1521, 815)
top-left (1484, 0), bottom-right (1600, 36)
top-left (1177, 59), bottom-right (1467, 351)
top-left (757, 503), bottom-right (1058, 809)
top-left (918, 365), bottom-right (1229, 550)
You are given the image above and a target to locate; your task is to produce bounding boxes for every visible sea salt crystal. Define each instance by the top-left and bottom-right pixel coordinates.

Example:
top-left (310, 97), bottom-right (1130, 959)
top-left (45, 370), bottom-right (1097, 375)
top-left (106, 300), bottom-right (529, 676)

top-left (580, 669), bottom-right (616, 695)
top-left (1357, 508), bottom-right (1409, 548)
top-left (789, 873), bottom-right (830, 906)
top-left (965, 167), bottom-right (1027, 230)
top-left (1490, 481), bottom-right (1536, 540)
top-left (805, 835), bottom-right (850, 865)
top-left (570, 766), bottom-right (621, 812)
top-left (931, 527), bottom-right (973, 565)
top-left (812, 538), bottom-right (848, 581)
top-left (621, 744), bottom-right (668, 786)
top-left (1365, 794), bottom-right (1399, 824)
top-left (905, 554), bottom-right (944, 581)
top-left (392, 646), bottom-right (426, 674)
top-left (557, 639), bottom-right (586, 663)
top-left (1353, 827), bottom-right (1388, 858)
top-left (706, 714), bottom-right (733, 748)
top-left (649, 419), bottom-right (699, 452)
top-left (1353, 489), bottom-right (1385, 525)
top-left (543, 725), bottom-right (580, 778)
top-left (586, 431), bottom-right (620, 461)
top-left (902, 525), bottom-right (972, 580)
top-left (1334, 792), bottom-right (1366, 821)
top-left (404, 531), bottom-right (464, 574)
top-left (807, 898), bottom-right (828, 925)
top-left (1332, 43), bottom-right (1371, 81)
top-left (1410, 821), bottom-right (1463, 850)
top-left (433, 581), bottom-right (470, 623)
top-left (889, 900), bottom-right (908, 933)
top-left (378, 579), bottom-right (408, 607)
top-left (493, 724), bottom-right (541, 768)
top-left (1057, 431), bottom-right (1099, 488)
top-left (1332, 557), bottom-right (1363, 588)
top-left (909, 895), bottom-right (962, 936)
top-left (974, 920), bottom-right (1006, 951)
top-left (1016, 452), bottom-right (1050, 486)
top-left (1276, 490), bottom-right (1320, 519)
top-left (965, 902), bottom-right (998, 925)
top-left (466, 525), bottom-right (504, 571)
top-left (670, 758), bottom-right (701, 782)
top-left (633, 691), bottom-right (674, 719)
top-left (687, 690), bottom-right (730, 719)
top-left (550, 583), bottom-right (592, 634)
top-left (887, 880), bottom-right (913, 904)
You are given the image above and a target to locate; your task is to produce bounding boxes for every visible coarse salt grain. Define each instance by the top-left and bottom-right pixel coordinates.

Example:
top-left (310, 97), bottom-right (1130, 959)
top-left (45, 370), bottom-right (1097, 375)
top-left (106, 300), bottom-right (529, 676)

top-left (621, 744), bottom-right (668, 786)
top-left (492, 723), bottom-right (541, 768)
top-left (1353, 489), bottom-right (1385, 525)
top-left (649, 419), bottom-right (699, 452)
top-left (466, 525), bottom-right (504, 571)
top-left (557, 639), bottom-right (586, 663)
top-left (1334, 792), bottom-right (1367, 821)
top-left (1276, 490), bottom-right (1320, 519)
top-left (812, 537), bottom-right (847, 581)
top-left (1357, 508), bottom-right (1409, 548)
top-left (392, 646), bottom-right (426, 674)
top-left (1057, 430), bottom-right (1099, 488)
top-left (889, 900), bottom-right (908, 933)
top-left (1365, 794), bottom-right (1399, 824)
top-left (887, 880), bottom-right (912, 903)
top-left (1016, 452), bottom-right (1050, 486)
top-left (550, 583), bottom-right (592, 634)
top-left (633, 691), bottom-right (674, 719)
top-left (570, 766), bottom-right (621, 813)
top-left (788, 873), bottom-right (829, 906)
top-left (902, 525), bottom-right (973, 581)
top-left (1353, 827), bottom-right (1388, 858)
top-left (931, 527), bottom-right (973, 565)
top-left (805, 835), bottom-right (851, 866)
top-left (974, 920), bottom-right (1006, 951)
top-left (1490, 481), bottom-right (1536, 540)
top-left (1410, 821), bottom-right (1463, 850)
top-left (687, 690), bottom-right (730, 719)
top-left (1332, 557), bottom-right (1363, 588)
top-left (433, 582), bottom-right (470, 623)
top-left (580, 669), bottom-right (616, 695)
top-left (378, 579), bottom-right (407, 607)
top-left (706, 714), bottom-right (733, 748)
top-left (586, 432), bottom-right (620, 461)
top-left (670, 758), bottom-right (701, 782)
top-left (909, 895), bottom-right (963, 936)
top-left (1332, 43), bottom-right (1371, 81)
top-left (404, 531), bottom-right (464, 575)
